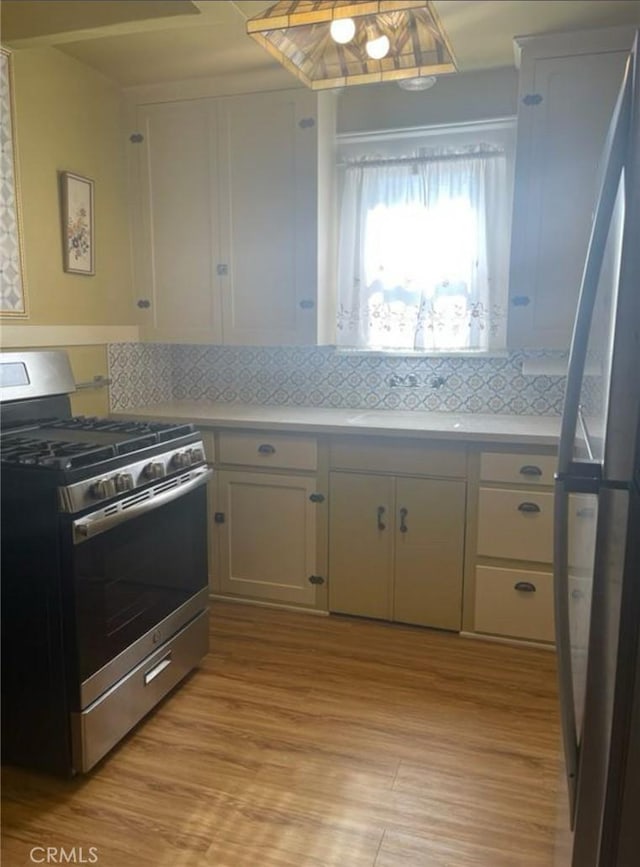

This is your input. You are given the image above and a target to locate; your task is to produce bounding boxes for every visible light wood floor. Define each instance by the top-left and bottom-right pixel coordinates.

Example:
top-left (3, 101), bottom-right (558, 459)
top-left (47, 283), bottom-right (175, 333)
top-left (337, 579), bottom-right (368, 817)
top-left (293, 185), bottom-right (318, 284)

top-left (2, 602), bottom-right (563, 867)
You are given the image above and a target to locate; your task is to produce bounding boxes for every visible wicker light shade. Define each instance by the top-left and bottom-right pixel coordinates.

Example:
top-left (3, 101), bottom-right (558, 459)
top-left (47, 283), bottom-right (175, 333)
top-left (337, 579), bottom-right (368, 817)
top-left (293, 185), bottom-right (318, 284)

top-left (247, 1), bottom-right (457, 90)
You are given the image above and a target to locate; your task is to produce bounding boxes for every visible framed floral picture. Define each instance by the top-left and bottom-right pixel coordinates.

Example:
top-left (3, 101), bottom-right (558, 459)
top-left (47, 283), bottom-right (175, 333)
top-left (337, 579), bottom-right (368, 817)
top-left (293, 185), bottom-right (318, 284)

top-left (60, 171), bottom-right (94, 275)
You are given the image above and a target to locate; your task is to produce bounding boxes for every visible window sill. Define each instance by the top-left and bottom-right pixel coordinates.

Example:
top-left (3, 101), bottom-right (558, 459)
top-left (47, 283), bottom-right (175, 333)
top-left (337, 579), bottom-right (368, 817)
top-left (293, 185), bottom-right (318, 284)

top-left (332, 347), bottom-right (510, 360)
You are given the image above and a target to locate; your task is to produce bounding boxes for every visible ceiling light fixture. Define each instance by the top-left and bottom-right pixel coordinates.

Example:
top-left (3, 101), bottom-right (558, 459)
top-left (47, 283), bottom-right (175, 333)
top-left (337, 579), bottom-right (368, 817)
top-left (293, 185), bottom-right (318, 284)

top-left (330, 17), bottom-right (356, 45)
top-left (365, 33), bottom-right (391, 61)
top-left (246, 1), bottom-right (457, 91)
top-left (397, 74), bottom-right (437, 91)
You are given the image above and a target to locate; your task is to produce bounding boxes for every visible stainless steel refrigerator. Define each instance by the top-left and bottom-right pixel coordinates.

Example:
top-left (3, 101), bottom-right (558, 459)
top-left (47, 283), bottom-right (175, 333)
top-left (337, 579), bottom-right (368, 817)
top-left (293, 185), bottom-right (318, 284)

top-left (554, 31), bottom-right (640, 867)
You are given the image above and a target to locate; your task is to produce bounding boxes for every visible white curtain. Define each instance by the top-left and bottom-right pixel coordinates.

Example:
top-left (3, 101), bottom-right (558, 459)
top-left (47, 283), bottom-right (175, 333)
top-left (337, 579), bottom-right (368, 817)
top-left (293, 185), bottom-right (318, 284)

top-left (336, 150), bottom-right (509, 351)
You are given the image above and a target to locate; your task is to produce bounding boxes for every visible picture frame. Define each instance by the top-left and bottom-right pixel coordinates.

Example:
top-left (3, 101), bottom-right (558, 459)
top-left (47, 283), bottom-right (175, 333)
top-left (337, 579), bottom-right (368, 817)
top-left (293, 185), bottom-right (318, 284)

top-left (60, 171), bottom-right (95, 275)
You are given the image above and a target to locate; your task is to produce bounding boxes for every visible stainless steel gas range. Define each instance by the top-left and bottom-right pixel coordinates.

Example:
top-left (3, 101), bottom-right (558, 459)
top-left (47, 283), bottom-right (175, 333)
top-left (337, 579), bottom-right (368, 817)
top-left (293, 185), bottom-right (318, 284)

top-left (0, 350), bottom-right (212, 775)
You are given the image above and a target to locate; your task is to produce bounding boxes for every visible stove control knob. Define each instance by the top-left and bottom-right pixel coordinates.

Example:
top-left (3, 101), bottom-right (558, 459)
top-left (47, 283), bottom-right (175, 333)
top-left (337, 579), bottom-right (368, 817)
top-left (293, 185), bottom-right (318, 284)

top-left (188, 447), bottom-right (204, 465)
top-left (170, 451), bottom-right (191, 470)
top-left (114, 472), bottom-right (134, 493)
top-left (90, 478), bottom-right (117, 500)
top-left (143, 461), bottom-right (165, 480)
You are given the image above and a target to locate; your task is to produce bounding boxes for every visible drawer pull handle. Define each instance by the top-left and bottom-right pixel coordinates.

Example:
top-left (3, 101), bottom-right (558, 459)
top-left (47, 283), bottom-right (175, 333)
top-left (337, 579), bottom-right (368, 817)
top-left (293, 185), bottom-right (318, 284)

top-left (377, 505), bottom-right (386, 531)
top-left (514, 581), bottom-right (537, 593)
top-left (399, 507), bottom-right (408, 533)
top-left (518, 501), bottom-right (541, 513)
top-left (144, 653), bottom-right (172, 685)
top-left (519, 465), bottom-right (543, 477)
top-left (576, 507), bottom-right (595, 519)
top-left (257, 444), bottom-right (276, 455)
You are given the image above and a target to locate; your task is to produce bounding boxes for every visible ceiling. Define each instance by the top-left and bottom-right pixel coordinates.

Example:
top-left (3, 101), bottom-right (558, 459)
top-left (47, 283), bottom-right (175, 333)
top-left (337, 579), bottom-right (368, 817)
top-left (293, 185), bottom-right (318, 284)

top-left (2, 0), bottom-right (640, 88)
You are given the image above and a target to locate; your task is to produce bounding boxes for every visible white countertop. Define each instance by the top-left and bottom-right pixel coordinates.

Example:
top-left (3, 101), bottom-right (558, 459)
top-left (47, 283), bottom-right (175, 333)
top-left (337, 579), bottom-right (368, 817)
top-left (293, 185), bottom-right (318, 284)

top-left (113, 402), bottom-right (561, 447)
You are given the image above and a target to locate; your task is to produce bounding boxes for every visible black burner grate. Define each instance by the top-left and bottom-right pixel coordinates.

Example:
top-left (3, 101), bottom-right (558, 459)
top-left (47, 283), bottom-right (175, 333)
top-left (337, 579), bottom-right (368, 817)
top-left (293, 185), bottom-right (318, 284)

top-left (1, 437), bottom-right (116, 470)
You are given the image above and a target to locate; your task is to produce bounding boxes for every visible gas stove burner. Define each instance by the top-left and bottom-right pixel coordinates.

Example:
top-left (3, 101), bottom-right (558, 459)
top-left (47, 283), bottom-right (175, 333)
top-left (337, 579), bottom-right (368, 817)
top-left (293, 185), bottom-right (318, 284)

top-left (1, 437), bottom-right (116, 470)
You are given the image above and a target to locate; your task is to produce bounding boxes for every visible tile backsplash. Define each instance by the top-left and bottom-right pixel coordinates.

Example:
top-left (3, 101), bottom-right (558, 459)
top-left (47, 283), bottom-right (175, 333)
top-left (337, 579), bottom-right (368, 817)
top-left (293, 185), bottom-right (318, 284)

top-left (109, 343), bottom-right (567, 415)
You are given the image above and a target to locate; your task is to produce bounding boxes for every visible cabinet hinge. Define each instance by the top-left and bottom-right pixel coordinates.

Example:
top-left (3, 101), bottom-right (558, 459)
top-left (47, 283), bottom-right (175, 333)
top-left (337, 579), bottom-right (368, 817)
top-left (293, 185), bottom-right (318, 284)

top-left (129, 132), bottom-right (145, 143)
top-left (216, 263), bottom-right (229, 276)
top-left (298, 117), bottom-right (315, 129)
top-left (299, 299), bottom-right (315, 310)
top-left (511, 295), bottom-right (531, 307)
top-left (309, 492), bottom-right (325, 503)
top-left (214, 512), bottom-right (225, 524)
top-left (137, 299), bottom-right (151, 309)
top-left (308, 575), bottom-right (325, 585)
top-left (522, 93), bottom-right (543, 106)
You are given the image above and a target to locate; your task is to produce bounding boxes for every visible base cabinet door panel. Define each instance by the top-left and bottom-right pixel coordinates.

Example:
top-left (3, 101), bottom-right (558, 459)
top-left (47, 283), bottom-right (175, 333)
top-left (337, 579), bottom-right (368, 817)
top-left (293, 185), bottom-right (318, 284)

top-left (328, 472), bottom-right (393, 619)
top-left (394, 477), bottom-right (466, 631)
top-left (217, 471), bottom-right (317, 605)
top-left (329, 471), bottom-right (465, 629)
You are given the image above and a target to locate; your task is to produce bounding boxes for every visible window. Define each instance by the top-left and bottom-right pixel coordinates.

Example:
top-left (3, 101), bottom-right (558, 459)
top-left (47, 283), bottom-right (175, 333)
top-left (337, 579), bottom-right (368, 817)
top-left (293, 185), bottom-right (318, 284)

top-left (335, 121), bottom-right (514, 353)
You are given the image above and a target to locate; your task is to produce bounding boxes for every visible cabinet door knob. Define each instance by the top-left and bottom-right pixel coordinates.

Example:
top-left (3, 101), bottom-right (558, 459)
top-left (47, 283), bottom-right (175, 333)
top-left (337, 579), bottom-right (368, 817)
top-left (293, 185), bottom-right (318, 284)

top-left (399, 507), bottom-right (408, 533)
top-left (518, 501), bottom-right (541, 513)
top-left (514, 581), bottom-right (537, 592)
top-left (308, 574), bottom-right (324, 585)
top-left (519, 465), bottom-right (543, 477)
top-left (257, 443), bottom-right (276, 455)
top-left (377, 505), bottom-right (386, 531)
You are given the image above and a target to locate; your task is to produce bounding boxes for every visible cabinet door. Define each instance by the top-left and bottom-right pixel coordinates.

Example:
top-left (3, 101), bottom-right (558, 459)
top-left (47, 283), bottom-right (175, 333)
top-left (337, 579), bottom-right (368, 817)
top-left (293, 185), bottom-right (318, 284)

top-left (329, 472), bottom-right (393, 619)
top-left (394, 477), bottom-right (466, 631)
top-left (133, 100), bottom-right (222, 342)
top-left (508, 48), bottom-right (628, 349)
top-left (217, 470), bottom-right (317, 605)
top-left (217, 89), bottom-right (317, 345)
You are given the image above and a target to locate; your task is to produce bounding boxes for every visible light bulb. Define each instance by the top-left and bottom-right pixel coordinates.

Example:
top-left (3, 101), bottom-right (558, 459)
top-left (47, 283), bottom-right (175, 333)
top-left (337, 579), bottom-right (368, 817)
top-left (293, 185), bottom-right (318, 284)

top-left (365, 34), bottom-right (390, 60)
top-left (330, 18), bottom-right (356, 44)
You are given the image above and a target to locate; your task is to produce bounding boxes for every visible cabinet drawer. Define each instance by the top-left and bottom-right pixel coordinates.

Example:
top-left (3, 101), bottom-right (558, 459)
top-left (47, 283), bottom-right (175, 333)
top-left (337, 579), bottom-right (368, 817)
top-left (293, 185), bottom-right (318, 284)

top-left (330, 436), bottom-right (466, 478)
top-left (474, 566), bottom-right (555, 643)
top-left (480, 452), bottom-right (556, 486)
top-left (477, 488), bottom-right (553, 563)
top-left (218, 431), bottom-right (317, 470)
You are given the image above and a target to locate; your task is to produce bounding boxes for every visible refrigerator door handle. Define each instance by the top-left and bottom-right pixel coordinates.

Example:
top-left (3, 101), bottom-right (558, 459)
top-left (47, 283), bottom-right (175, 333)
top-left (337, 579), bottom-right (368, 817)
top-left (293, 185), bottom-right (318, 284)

top-left (554, 480), bottom-right (579, 824)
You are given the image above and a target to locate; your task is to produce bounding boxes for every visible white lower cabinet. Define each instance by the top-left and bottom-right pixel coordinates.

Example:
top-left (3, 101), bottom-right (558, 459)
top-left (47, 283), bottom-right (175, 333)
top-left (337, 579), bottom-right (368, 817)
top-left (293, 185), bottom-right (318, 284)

top-left (471, 450), bottom-right (556, 643)
top-left (211, 430), bottom-right (323, 607)
top-left (329, 470), bottom-right (466, 630)
top-left (474, 566), bottom-right (555, 643)
top-left (216, 470), bottom-right (318, 606)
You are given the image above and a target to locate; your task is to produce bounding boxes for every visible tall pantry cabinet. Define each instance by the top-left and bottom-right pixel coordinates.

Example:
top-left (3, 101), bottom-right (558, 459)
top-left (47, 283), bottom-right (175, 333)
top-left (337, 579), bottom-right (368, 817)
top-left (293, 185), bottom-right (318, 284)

top-left (507, 27), bottom-right (633, 349)
top-left (129, 88), bottom-right (332, 345)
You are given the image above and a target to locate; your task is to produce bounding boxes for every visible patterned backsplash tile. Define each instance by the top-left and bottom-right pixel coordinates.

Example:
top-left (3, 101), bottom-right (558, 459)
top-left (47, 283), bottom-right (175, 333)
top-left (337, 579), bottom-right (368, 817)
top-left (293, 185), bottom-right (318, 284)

top-left (109, 343), bottom-right (567, 415)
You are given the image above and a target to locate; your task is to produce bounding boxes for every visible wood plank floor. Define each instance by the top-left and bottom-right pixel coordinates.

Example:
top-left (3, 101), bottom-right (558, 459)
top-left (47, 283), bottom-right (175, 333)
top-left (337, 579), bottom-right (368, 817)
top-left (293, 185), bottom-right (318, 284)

top-left (2, 602), bottom-right (563, 867)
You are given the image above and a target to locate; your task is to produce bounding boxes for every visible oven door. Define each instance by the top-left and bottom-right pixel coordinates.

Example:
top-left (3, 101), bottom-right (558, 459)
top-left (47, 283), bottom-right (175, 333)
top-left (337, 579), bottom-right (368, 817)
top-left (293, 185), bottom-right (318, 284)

top-left (65, 468), bottom-right (212, 709)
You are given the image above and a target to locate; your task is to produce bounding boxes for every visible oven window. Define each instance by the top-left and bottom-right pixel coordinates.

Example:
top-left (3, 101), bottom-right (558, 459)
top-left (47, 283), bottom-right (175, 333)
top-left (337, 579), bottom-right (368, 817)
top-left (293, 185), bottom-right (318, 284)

top-left (72, 485), bottom-right (208, 682)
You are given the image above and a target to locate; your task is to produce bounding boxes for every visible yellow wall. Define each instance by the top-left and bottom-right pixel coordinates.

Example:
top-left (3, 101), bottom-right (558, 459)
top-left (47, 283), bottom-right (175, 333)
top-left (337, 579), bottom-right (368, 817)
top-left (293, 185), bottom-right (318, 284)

top-left (8, 47), bottom-right (134, 327)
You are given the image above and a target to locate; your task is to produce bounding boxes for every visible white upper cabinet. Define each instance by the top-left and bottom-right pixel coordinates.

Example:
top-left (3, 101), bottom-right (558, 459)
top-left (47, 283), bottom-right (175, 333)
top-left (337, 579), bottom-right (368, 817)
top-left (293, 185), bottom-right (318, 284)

top-left (217, 90), bottom-right (318, 345)
top-left (508, 28), bottom-right (633, 350)
top-left (132, 99), bottom-right (222, 343)
top-left (130, 89), bottom-right (327, 345)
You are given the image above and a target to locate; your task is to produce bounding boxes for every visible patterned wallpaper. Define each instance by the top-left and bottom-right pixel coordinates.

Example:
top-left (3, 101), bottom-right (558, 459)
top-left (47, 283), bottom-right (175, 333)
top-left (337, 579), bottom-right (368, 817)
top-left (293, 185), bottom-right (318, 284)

top-left (109, 343), bottom-right (567, 415)
top-left (0, 50), bottom-right (26, 315)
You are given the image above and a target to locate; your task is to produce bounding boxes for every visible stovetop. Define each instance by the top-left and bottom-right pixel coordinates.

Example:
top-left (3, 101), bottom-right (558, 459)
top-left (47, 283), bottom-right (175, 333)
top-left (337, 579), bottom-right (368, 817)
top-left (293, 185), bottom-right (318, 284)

top-left (1, 416), bottom-right (197, 471)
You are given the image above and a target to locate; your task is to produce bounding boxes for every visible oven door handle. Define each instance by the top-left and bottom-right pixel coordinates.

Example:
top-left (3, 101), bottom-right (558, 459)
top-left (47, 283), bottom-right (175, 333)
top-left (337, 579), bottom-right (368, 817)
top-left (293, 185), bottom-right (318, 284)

top-left (73, 467), bottom-right (213, 544)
